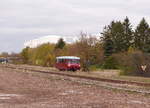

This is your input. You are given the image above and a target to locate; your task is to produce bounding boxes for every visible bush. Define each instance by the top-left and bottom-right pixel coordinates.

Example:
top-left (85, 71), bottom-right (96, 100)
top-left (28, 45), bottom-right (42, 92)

top-left (43, 54), bottom-right (55, 67)
top-left (102, 56), bottom-right (118, 69)
top-left (114, 51), bottom-right (150, 77)
top-left (89, 64), bottom-right (101, 71)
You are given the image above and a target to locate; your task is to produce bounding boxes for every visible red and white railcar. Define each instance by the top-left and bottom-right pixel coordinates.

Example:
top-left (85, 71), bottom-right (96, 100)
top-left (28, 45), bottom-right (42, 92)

top-left (55, 56), bottom-right (80, 71)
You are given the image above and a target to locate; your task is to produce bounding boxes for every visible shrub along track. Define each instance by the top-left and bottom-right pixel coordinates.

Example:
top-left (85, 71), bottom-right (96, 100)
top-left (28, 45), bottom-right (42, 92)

top-left (1, 64), bottom-right (150, 94)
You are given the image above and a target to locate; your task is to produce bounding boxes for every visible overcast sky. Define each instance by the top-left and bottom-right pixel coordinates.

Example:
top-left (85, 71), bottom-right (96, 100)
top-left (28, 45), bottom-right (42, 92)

top-left (0, 0), bottom-right (150, 53)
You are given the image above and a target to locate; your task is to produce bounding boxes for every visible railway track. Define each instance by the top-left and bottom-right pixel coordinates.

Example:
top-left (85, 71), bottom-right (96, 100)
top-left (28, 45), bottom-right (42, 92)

top-left (1, 64), bottom-right (150, 94)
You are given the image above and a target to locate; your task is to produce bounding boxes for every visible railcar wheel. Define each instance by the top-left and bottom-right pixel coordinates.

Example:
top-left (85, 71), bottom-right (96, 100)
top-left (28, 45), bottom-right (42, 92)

top-left (59, 69), bottom-right (63, 71)
top-left (72, 68), bottom-right (77, 72)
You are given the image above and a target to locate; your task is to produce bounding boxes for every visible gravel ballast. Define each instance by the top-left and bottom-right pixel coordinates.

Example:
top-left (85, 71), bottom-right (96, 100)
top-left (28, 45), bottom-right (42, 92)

top-left (0, 67), bottom-right (150, 108)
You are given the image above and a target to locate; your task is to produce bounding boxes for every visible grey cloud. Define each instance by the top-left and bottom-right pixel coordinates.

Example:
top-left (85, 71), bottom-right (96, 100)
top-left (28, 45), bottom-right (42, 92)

top-left (0, 0), bottom-right (150, 52)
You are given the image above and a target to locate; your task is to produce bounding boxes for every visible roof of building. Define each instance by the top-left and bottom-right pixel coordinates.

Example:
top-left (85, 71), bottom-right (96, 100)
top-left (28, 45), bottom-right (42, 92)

top-left (24, 35), bottom-right (78, 48)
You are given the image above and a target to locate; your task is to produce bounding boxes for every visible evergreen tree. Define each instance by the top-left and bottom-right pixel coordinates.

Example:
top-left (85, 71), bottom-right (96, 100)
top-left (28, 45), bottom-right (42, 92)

top-left (55, 38), bottom-right (66, 49)
top-left (102, 26), bottom-right (114, 57)
top-left (104, 38), bottom-right (114, 57)
top-left (134, 18), bottom-right (150, 52)
top-left (102, 20), bottom-right (126, 56)
top-left (123, 17), bottom-right (133, 50)
top-left (144, 28), bottom-right (150, 53)
top-left (110, 21), bottom-right (125, 52)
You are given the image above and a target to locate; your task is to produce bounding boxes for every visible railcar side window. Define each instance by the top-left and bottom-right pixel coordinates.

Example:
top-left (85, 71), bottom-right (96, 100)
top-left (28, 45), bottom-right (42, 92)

top-left (57, 59), bottom-right (66, 63)
top-left (62, 59), bottom-right (64, 63)
top-left (67, 59), bottom-right (80, 64)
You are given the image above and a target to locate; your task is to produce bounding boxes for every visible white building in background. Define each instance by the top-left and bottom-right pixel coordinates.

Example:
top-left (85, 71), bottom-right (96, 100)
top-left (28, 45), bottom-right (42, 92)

top-left (24, 35), bottom-right (78, 48)
top-left (24, 34), bottom-right (101, 48)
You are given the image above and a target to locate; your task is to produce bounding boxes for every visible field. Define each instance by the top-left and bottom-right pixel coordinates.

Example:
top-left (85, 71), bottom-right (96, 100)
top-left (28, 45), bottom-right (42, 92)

top-left (0, 65), bottom-right (150, 108)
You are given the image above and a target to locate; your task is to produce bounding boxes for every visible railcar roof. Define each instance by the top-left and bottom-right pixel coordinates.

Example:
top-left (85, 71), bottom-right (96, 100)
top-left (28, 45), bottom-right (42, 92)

top-left (56, 56), bottom-right (80, 60)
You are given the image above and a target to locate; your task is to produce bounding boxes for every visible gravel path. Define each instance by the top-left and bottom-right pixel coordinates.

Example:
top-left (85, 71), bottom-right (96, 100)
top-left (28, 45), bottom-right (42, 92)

top-left (0, 67), bottom-right (150, 108)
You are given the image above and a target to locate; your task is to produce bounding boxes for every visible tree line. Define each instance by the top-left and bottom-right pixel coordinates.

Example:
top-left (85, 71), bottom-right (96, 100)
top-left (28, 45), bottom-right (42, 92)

top-left (20, 17), bottom-right (150, 77)
top-left (102, 17), bottom-right (150, 56)
top-left (21, 33), bottom-right (103, 68)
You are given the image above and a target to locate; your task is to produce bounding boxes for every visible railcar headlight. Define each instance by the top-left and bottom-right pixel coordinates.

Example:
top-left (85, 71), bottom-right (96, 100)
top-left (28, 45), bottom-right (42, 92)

top-left (68, 64), bottom-right (71, 67)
